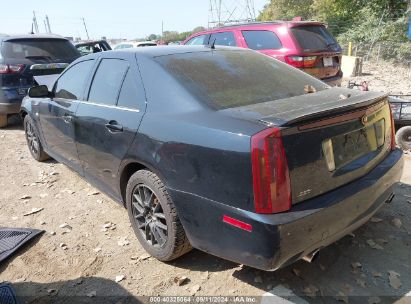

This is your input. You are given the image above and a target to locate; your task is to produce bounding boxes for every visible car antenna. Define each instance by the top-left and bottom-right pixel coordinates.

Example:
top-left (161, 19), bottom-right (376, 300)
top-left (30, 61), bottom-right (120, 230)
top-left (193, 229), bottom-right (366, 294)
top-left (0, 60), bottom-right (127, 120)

top-left (206, 38), bottom-right (216, 50)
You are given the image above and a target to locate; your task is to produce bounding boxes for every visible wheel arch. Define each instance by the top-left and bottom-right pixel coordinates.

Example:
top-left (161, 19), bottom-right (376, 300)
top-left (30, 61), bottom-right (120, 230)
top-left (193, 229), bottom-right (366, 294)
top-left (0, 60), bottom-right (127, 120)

top-left (119, 159), bottom-right (168, 207)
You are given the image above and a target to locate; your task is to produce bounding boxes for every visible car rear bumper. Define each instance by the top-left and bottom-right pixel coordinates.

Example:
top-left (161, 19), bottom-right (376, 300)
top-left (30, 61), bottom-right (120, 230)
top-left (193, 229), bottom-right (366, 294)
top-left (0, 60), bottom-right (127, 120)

top-left (170, 148), bottom-right (403, 271)
top-left (321, 72), bottom-right (343, 86)
top-left (0, 102), bottom-right (21, 115)
top-left (0, 87), bottom-right (27, 114)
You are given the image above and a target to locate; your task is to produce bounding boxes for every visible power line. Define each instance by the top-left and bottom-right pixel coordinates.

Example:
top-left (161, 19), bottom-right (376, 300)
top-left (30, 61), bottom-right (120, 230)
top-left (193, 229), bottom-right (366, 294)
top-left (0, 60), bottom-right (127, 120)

top-left (82, 17), bottom-right (90, 40)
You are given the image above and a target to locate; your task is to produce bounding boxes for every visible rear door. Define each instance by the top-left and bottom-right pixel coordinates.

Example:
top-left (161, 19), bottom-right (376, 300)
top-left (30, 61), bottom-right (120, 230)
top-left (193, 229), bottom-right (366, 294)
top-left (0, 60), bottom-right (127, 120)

top-left (240, 30), bottom-right (284, 57)
top-left (38, 59), bottom-right (95, 173)
top-left (75, 54), bottom-right (146, 197)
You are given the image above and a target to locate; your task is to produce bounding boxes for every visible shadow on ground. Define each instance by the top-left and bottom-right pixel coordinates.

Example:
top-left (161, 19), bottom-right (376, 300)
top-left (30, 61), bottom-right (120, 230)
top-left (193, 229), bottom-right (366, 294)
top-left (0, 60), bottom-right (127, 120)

top-left (9, 277), bottom-right (142, 304)
top-left (4, 114), bottom-right (23, 130)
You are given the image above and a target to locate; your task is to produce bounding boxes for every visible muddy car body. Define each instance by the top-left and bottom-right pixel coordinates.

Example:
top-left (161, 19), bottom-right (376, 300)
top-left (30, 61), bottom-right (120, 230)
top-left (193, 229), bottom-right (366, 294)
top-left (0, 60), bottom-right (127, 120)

top-left (21, 46), bottom-right (403, 270)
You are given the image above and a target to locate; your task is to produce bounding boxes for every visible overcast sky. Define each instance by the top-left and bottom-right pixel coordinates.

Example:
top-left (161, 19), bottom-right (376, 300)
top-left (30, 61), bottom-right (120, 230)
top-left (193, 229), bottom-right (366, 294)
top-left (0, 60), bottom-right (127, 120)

top-left (0, 0), bottom-right (268, 39)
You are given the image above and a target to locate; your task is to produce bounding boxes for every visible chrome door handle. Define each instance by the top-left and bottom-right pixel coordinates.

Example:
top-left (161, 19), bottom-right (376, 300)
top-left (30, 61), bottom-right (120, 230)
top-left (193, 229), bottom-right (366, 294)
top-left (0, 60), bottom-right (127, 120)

top-left (63, 115), bottom-right (73, 124)
top-left (105, 120), bottom-right (123, 133)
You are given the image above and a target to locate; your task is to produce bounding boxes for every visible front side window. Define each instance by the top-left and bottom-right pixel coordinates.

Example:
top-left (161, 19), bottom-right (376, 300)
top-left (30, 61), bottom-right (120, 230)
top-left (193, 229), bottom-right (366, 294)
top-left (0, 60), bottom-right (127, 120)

top-left (88, 59), bottom-right (129, 105)
top-left (242, 30), bottom-right (282, 50)
top-left (209, 32), bottom-right (236, 47)
top-left (186, 35), bottom-right (208, 45)
top-left (54, 60), bottom-right (95, 100)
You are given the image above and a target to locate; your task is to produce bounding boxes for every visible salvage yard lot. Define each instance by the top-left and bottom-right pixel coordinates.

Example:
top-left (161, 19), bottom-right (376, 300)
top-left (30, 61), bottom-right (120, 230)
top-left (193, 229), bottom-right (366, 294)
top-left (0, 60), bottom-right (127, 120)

top-left (0, 120), bottom-right (410, 303)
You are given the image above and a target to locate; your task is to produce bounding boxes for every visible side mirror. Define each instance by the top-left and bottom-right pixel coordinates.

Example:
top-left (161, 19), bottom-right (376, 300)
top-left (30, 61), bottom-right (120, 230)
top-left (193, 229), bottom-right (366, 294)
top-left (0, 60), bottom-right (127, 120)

top-left (28, 85), bottom-right (50, 98)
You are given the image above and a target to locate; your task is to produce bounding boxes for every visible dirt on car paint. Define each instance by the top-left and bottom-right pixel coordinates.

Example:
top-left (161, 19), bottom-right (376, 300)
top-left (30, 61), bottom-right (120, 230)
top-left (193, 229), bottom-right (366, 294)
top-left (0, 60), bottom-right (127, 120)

top-left (0, 62), bottom-right (411, 302)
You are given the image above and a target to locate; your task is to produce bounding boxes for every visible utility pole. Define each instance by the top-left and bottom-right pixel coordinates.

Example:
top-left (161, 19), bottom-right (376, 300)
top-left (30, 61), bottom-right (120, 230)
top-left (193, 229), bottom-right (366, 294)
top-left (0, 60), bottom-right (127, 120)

top-left (161, 20), bottom-right (164, 41)
top-left (82, 17), bottom-right (90, 40)
top-left (44, 20), bottom-right (47, 33)
top-left (46, 15), bottom-right (52, 33)
top-left (32, 11), bottom-right (39, 34)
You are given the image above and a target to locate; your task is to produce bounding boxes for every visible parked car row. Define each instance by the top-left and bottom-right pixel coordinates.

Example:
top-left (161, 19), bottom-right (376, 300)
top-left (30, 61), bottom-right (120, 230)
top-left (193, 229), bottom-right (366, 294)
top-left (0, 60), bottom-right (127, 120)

top-left (182, 21), bottom-right (343, 86)
top-left (0, 22), bottom-right (343, 128)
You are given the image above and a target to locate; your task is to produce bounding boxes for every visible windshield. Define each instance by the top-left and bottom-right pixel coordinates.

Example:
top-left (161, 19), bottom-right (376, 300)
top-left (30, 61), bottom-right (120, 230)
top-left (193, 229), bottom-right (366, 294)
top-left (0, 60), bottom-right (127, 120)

top-left (291, 25), bottom-right (341, 52)
top-left (155, 49), bottom-right (328, 109)
top-left (2, 39), bottom-right (80, 60)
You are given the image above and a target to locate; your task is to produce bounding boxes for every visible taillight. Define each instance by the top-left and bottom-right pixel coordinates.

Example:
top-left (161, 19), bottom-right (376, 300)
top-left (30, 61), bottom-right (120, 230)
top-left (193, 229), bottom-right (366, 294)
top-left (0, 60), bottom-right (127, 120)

top-left (285, 55), bottom-right (317, 68)
top-left (251, 127), bottom-right (291, 214)
top-left (0, 64), bottom-right (25, 74)
top-left (389, 104), bottom-right (396, 150)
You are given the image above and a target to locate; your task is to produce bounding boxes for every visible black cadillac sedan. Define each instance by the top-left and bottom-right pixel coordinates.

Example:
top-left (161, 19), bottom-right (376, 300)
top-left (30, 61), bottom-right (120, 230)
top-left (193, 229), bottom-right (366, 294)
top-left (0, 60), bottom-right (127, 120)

top-left (21, 46), bottom-right (403, 270)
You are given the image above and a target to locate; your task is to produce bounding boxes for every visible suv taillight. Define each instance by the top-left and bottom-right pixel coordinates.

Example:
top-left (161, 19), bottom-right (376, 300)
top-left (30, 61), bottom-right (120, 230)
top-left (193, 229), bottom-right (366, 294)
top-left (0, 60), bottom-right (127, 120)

top-left (0, 64), bottom-right (25, 74)
top-left (285, 55), bottom-right (317, 68)
top-left (389, 104), bottom-right (396, 150)
top-left (251, 127), bottom-right (291, 214)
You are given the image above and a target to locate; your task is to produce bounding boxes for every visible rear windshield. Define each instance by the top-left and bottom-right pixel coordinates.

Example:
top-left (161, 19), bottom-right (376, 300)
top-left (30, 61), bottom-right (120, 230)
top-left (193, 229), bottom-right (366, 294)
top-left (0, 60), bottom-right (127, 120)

top-left (155, 50), bottom-right (328, 109)
top-left (2, 39), bottom-right (80, 60)
top-left (291, 26), bottom-right (341, 52)
top-left (242, 30), bottom-right (282, 50)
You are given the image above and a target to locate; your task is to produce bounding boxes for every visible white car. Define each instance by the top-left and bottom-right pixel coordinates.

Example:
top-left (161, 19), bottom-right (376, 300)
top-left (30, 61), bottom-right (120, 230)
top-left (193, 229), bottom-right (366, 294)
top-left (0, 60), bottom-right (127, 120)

top-left (113, 41), bottom-right (157, 50)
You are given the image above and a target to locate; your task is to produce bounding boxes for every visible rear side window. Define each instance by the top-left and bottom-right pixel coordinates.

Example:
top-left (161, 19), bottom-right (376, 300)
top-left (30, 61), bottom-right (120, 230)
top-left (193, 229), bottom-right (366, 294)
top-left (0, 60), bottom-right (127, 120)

top-left (291, 26), bottom-right (341, 52)
top-left (117, 70), bottom-right (146, 110)
top-left (186, 35), bottom-right (208, 45)
top-left (209, 32), bottom-right (236, 46)
top-left (156, 50), bottom-right (327, 109)
top-left (2, 39), bottom-right (80, 60)
top-left (242, 30), bottom-right (282, 50)
top-left (88, 59), bottom-right (129, 105)
top-left (54, 60), bottom-right (95, 100)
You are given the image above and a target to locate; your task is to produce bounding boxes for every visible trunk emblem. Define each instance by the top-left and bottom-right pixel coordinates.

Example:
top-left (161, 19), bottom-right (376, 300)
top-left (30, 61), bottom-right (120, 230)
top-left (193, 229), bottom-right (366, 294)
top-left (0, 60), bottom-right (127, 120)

top-left (361, 115), bottom-right (368, 125)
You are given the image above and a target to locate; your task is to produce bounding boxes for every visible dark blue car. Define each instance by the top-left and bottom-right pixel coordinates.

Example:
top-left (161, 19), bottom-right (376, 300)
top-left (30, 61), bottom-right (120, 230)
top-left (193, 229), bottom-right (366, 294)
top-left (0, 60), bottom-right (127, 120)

top-left (0, 34), bottom-right (80, 127)
top-left (21, 46), bottom-right (403, 270)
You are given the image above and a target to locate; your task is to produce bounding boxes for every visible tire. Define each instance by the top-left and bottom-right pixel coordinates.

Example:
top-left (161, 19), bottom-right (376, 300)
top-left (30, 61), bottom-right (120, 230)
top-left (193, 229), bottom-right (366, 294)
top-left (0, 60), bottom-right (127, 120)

top-left (24, 115), bottom-right (50, 162)
top-left (126, 170), bottom-right (192, 261)
top-left (0, 115), bottom-right (7, 128)
top-left (395, 126), bottom-right (411, 151)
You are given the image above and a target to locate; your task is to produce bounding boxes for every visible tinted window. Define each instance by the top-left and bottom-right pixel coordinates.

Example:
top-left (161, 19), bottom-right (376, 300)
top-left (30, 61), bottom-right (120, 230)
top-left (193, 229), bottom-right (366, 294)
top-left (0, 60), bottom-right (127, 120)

top-left (88, 59), bottom-right (129, 105)
top-left (54, 60), bottom-right (94, 100)
top-left (117, 70), bottom-right (146, 110)
top-left (291, 26), bottom-right (341, 52)
top-left (186, 35), bottom-right (208, 45)
top-left (210, 32), bottom-right (236, 46)
top-left (2, 39), bottom-right (80, 60)
top-left (242, 30), bottom-right (282, 50)
top-left (156, 50), bottom-right (327, 109)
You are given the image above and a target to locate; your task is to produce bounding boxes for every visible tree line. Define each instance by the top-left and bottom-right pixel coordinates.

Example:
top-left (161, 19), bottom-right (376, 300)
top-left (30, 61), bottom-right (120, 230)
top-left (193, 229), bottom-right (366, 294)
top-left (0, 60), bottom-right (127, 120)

top-left (258, 0), bottom-right (411, 61)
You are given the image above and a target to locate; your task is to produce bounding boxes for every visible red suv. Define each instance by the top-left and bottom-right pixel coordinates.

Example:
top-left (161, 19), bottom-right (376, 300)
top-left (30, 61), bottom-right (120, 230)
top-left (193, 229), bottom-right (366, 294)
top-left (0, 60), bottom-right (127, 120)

top-left (183, 21), bottom-right (343, 86)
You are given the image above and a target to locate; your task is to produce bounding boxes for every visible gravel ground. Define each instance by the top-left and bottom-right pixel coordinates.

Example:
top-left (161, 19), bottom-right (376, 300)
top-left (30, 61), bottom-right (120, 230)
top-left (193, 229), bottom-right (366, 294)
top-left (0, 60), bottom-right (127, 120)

top-left (1, 62), bottom-right (411, 303)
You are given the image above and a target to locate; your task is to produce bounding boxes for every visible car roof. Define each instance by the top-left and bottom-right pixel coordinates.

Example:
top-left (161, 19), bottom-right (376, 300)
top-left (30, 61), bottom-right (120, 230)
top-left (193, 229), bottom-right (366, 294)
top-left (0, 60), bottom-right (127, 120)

top-left (186, 21), bottom-right (325, 38)
top-left (83, 45), bottom-right (244, 59)
top-left (0, 34), bottom-right (68, 42)
top-left (217, 20), bottom-right (324, 29)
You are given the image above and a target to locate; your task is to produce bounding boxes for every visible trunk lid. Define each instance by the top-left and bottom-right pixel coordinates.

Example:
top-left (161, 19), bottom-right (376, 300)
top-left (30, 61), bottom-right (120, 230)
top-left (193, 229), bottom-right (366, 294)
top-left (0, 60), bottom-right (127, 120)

top-left (223, 88), bottom-right (393, 204)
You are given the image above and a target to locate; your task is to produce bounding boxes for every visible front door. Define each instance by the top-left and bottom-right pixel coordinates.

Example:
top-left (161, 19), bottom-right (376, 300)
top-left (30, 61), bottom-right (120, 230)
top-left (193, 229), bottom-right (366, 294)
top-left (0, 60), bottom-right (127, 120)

top-left (38, 59), bottom-right (95, 173)
top-left (75, 56), bottom-right (146, 197)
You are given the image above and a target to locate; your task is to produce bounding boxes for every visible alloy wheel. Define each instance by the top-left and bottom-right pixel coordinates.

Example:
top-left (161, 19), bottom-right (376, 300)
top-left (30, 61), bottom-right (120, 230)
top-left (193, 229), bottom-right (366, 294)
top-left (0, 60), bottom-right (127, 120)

top-left (131, 184), bottom-right (168, 247)
top-left (26, 121), bottom-right (40, 156)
